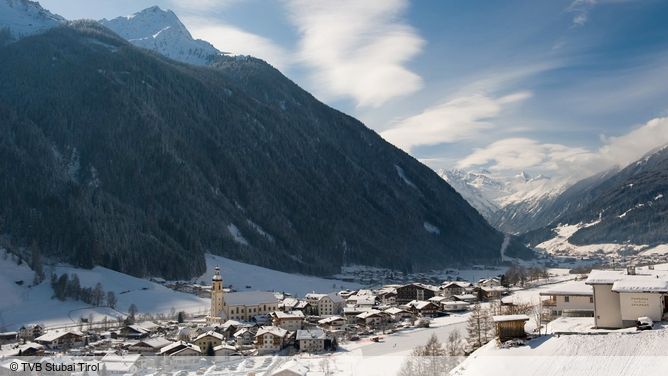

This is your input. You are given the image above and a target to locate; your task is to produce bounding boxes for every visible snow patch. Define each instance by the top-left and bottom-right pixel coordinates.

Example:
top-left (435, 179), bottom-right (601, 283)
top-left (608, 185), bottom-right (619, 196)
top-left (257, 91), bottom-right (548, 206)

top-left (227, 224), bottom-right (249, 246)
top-left (423, 222), bottom-right (440, 234)
top-left (246, 219), bottom-right (274, 242)
top-left (394, 164), bottom-right (417, 189)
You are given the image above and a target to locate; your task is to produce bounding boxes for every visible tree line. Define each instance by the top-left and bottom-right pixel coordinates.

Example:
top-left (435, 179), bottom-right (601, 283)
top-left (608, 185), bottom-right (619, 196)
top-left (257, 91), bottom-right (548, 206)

top-left (50, 272), bottom-right (117, 309)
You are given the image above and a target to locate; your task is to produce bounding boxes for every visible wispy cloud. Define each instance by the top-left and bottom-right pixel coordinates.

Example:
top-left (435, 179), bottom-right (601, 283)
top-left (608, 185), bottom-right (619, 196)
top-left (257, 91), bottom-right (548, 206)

top-left (183, 17), bottom-right (291, 70)
top-left (381, 91), bottom-right (532, 152)
top-left (457, 116), bottom-right (668, 180)
top-left (567, 0), bottom-right (598, 27)
top-left (285, 0), bottom-right (424, 108)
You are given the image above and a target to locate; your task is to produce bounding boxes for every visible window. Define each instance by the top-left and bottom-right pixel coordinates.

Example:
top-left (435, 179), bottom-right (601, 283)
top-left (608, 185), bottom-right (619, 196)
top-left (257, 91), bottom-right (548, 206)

top-left (564, 296), bottom-right (570, 303)
top-left (590, 297), bottom-right (593, 303)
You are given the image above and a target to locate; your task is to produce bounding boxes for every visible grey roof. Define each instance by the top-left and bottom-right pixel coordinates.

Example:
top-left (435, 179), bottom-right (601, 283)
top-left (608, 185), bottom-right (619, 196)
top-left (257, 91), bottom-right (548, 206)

top-left (296, 328), bottom-right (326, 340)
top-left (225, 291), bottom-right (279, 305)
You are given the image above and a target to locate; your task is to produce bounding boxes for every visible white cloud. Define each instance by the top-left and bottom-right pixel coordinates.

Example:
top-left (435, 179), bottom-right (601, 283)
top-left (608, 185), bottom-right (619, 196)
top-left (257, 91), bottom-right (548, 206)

top-left (381, 91), bottom-right (532, 152)
top-left (168, 0), bottom-right (239, 12)
top-left (457, 116), bottom-right (668, 180)
top-left (183, 18), bottom-right (291, 70)
top-left (285, 0), bottom-right (424, 107)
top-left (567, 0), bottom-right (598, 27)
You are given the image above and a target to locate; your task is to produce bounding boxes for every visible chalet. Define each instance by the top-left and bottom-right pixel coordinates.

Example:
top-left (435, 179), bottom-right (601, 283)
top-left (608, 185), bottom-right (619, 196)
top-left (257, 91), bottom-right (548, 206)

top-left (272, 360), bottom-right (309, 376)
top-left (255, 326), bottom-right (288, 354)
top-left (406, 300), bottom-right (440, 317)
top-left (453, 293), bottom-right (478, 303)
top-left (18, 324), bottom-right (44, 340)
top-left (233, 327), bottom-right (255, 347)
top-left (159, 341), bottom-right (201, 356)
top-left (318, 316), bottom-right (346, 331)
top-left (377, 288), bottom-right (397, 306)
top-left (120, 325), bottom-right (150, 338)
top-left (271, 310), bottom-right (305, 331)
top-left (343, 306), bottom-right (373, 324)
top-left (441, 281), bottom-right (472, 297)
top-left (100, 353), bottom-right (141, 375)
top-left (280, 297), bottom-right (309, 312)
top-left (479, 278), bottom-right (501, 288)
top-left (0, 342), bottom-right (44, 356)
top-left (220, 319), bottom-right (249, 338)
top-left (586, 267), bottom-right (668, 329)
top-left (355, 310), bottom-right (387, 328)
top-left (396, 283), bottom-right (438, 304)
top-left (35, 330), bottom-right (85, 349)
top-left (128, 337), bottom-right (173, 355)
top-left (305, 293), bottom-right (345, 316)
top-left (539, 281), bottom-right (594, 318)
top-left (474, 286), bottom-right (507, 301)
top-left (159, 342), bottom-right (201, 368)
top-left (213, 344), bottom-right (238, 356)
top-left (383, 307), bottom-right (415, 322)
top-left (442, 301), bottom-right (471, 312)
top-left (428, 296), bottom-right (448, 305)
top-left (346, 295), bottom-right (377, 308)
top-left (296, 328), bottom-right (326, 353)
top-left (193, 331), bottom-right (224, 352)
top-left (493, 315), bottom-right (529, 342)
top-left (0, 332), bottom-right (17, 344)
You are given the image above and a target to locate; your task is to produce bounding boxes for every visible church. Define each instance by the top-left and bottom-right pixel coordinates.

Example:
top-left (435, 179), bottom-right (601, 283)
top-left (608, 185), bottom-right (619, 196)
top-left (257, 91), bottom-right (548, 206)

top-left (208, 267), bottom-right (279, 323)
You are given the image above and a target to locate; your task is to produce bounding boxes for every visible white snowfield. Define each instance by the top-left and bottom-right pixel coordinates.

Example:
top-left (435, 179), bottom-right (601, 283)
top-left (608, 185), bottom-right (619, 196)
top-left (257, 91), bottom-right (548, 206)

top-left (535, 221), bottom-right (668, 257)
top-left (451, 328), bottom-right (668, 376)
top-left (0, 252), bottom-right (208, 331)
top-left (0, 0), bottom-right (64, 40)
top-left (0, 251), bottom-right (365, 331)
top-left (199, 254), bottom-right (361, 297)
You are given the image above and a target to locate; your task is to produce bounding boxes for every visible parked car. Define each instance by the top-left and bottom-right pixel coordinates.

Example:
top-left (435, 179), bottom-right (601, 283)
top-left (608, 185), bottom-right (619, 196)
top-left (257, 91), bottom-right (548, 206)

top-left (636, 317), bottom-right (653, 331)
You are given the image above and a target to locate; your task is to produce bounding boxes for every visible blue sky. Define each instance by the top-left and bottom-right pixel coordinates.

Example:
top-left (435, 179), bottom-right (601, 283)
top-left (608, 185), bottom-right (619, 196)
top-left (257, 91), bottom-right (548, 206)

top-left (41, 0), bottom-right (668, 181)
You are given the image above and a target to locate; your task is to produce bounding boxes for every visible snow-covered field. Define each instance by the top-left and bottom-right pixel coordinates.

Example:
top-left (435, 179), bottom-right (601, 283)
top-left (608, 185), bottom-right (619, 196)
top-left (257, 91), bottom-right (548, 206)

top-left (0, 251), bottom-right (208, 331)
top-left (283, 314), bottom-right (471, 376)
top-left (536, 221), bottom-right (668, 258)
top-left (198, 254), bottom-right (361, 297)
top-left (452, 325), bottom-right (668, 376)
top-left (0, 252), bottom-right (364, 330)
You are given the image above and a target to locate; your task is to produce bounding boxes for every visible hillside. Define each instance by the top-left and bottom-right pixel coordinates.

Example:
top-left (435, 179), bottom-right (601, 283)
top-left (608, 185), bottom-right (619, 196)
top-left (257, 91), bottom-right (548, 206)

top-left (519, 146), bottom-right (668, 254)
top-left (0, 21), bottom-right (531, 279)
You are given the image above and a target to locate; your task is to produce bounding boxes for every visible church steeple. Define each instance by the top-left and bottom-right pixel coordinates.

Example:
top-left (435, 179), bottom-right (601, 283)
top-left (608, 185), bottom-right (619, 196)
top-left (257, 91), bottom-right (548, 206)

top-left (210, 266), bottom-right (224, 317)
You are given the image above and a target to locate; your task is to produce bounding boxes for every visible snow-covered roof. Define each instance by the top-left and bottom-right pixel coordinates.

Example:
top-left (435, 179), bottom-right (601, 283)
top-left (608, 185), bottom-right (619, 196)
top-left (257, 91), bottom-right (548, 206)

top-left (273, 360), bottom-right (308, 376)
top-left (100, 353), bottom-right (141, 363)
top-left (492, 315), bottom-right (530, 323)
top-left (538, 281), bottom-right (593, 296)
top-left (193, 330), bottom-right (224, 342)
top-left (442, 281), bottom-right (472, 289)
top-left (272, 310), bottom-right (305, 319)
top-left (132, 337), bottom-right (172, 349)
top-left (256, 326), bottom-right (287, 338)
top-left (407, 300), bottom-right (439, 310)
top-left (384, 307), bottom-right (411, 315)
top-left (318, 316), bottom-right (345, 324)
top-left (35, 330), bottom-right (83, 342)
top-left (585, 270), bottom-right (627, 284)
top-left (612, 278), bottom-right (668, 293)
top-left (224, 291), bottom-right (279, 305)
top-left (296, 328), bottom-right (326, 340)
top-left (305, 292), bottom-right (344, 303)
top-left (587, 269), bottom-right (668, 292)
top-left (356, 309), bottom-right (383, 319)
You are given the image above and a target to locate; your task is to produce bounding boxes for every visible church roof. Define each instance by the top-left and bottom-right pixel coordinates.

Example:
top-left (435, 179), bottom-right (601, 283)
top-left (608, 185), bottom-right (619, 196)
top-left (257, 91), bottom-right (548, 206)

top-left (225, 291), bottom-right (278, 306)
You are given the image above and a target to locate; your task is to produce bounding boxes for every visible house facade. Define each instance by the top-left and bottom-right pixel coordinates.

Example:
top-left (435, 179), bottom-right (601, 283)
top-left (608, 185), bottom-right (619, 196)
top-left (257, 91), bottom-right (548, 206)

top-left (586, 267), bottom-right (668, 328)
top-left (305, 293), bottom-right (344, 316)
top-left (255, 326), bottom-right (288, 354)
top-left (539, 281), bottom-right (594, 318)
top-left (396, 284), bottom-right (438, 304)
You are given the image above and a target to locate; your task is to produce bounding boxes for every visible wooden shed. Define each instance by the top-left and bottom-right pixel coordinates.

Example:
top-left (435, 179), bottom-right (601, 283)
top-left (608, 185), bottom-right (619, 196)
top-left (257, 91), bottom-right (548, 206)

top-left (492, 314), bottom-right (529, 342)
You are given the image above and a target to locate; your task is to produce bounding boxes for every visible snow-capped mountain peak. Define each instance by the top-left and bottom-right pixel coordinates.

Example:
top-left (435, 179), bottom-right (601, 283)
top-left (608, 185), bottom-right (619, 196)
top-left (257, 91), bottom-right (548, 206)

top-left (0, 0), bottom-right (65, 41)
top-left (100, 6), bottom-right (222, 66)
